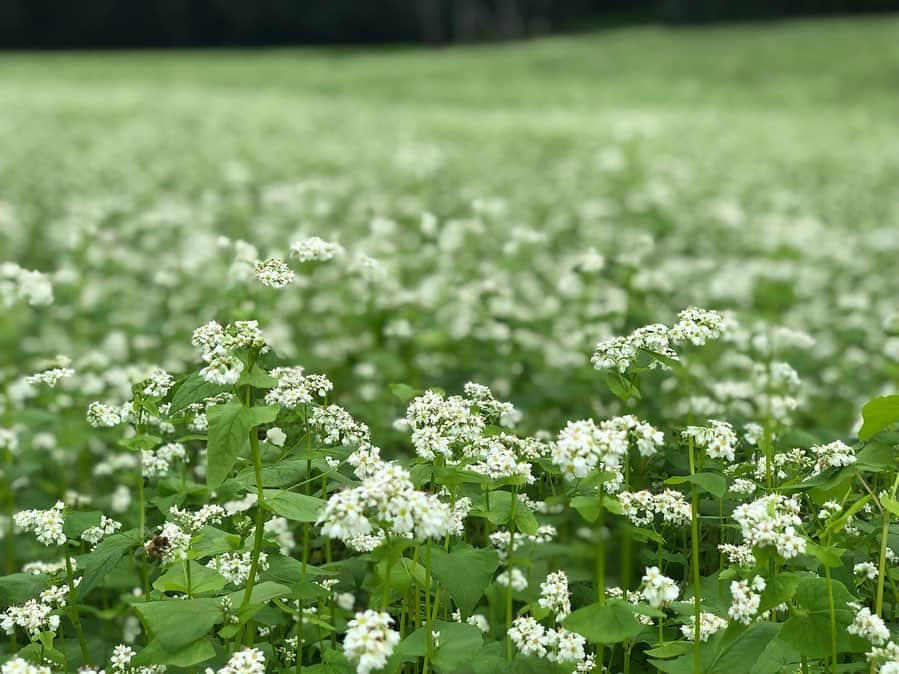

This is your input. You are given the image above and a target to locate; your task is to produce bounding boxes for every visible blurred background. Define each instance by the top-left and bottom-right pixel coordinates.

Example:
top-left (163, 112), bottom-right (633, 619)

top-left (2, 0), bottom-right (899, 48)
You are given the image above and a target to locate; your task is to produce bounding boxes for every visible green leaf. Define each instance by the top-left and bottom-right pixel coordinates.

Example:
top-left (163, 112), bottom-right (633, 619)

top-left (78, 528), bottom-right (142, 595)
top-left (62, 510), bottom-right (102, 539)
top-left (393, 621), bottom-right (484, 673)
top-left (642, 349), bottom-right (684, 373)
top-left (605, 372), bottom-right (641, 401)
top-left (263, 489), bottom-right (326, 522)
top-left (0, 573), bottom-right (47, 608)
top-left (262, 555), bottom-right (335, 586)
top-left (474, 491), bottom-right (537, 533)
top-left (644, 642), bottom-right (692, 659)
top-left (119, 434), bottom-right (163, 453)
top-left (759, 573), bottom-right (799, 613)
top-left (206, 402), bottom-right (279, 488)
top-left (432, 621), bottom-right (485, 672)
top-left (390, 383), bottom-right (421, 402)
top-left (570, 495), bottom-right (600, 522)
top-left (429, 543), bottom-right (499, 616)
top-left (860, 395), bottom-right (899, 441)
top-left (153, 561), bottom-right (227, 595)
top-left (237, 365), bottom-right (278, 389)
top-left (706, 622), bottom-right (783, 674)
top-left (804, 541), bottom-right (845, 568)
top-left (132, 637), bottom-right (216, 667)
top-left (779, 577), bottom-right (859, 658)
top-left (855, 443), bottom-right (896, 472)
top-left (188, 526), bottom-right (242, 560)
top-left (749, 636), bottom-right (800, 674)
top-left (135, 598), bottom-right (224, 650)
top-left (234, 459), bottom-right (309, 489)
top-left (562, 600), bottom-right (643, 644)
top-left (514, 505), bottom-right (539, 535)
top-left (227, 581), bottom-right (291, 607)
top-left (665, 472), bottom-right (727, 498)
top-left (882, 495), bottom-right (899, 518)
top-left (169, 373), bottom-right (229, 414)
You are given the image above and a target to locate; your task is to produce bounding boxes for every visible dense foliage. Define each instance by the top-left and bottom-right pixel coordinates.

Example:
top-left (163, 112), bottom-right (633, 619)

top-left (2, 17), bottom-right (899, 674)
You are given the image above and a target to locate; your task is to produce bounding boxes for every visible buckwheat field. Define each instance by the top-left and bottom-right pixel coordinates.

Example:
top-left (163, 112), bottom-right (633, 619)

top-left (3, 16), bottom-right (899, 674)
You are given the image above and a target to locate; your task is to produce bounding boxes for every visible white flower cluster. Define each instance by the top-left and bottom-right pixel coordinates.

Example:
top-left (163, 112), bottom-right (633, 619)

top-left (140, 369), bottom-right (175, 398)
top-left (451, 609), bottom-right (490, 633)
top-left (169, 504), bottom-right (226, 532)
top-left (87, 401), bottom-right (123, 428)
top-left (2, 597), bottom-right (61, 637)
top-left (254, 257), bottom-right (295, 288)
top-left (867, 641), bottom-right (899, 673)
top-left (0, 428), bottom-right (18, 453)
top-left (592, 307), bottom-right (726, 372)
top-left (507, 616), bottom-right (587, 665)
top-left (310, 405), bottom-right (370, 446)
top-left (489, 524), bottom-right (557, 563)
top-left (641, 566), bottom-right (680, 607)
top-left (192, 320), bottom-right (268, 386)
top-left (497, 567), bottom-right (529, 592)
top-left (611, 415), bottom-right (665, 457)
top-left (14, 501), bottom-right (66, 546)
top-left (848, 605), bottom-right (890, 646)
top-left (343, 610), bottom-right (400, 674)
top-left (263, 516), bottom-right (296, 554)
top-left (680, 612), bottom-right (728, 641)
top-left (728, 576), bottom-right (765, 625)
top-left (538, 570), bottom-right (572, 621)
top-left (22, 559), bottom-right (69, 575)
top-left (552, 419), bottom-right (626, 480)
top-left (718, 543), bottom-right (755, 566)
top-left (205, 648), bottom-right (266, 674)
top-left (855, 562), bottom-right (878, 580)
top-left (618, 489), bottom-right (691, 527)
top-left (729, 478), bottom-right (757, 497)
top-left (146, 521), bottom-right (191, 565)
top-left (669, 307), bottom-right (728, 346)
top-left (404, 388), bottom-right (486, 461)
top-left (809, 440), bottom-right (857, 475)
top-left (681, 420), bottom-right (738, 462)
top-left (25, 366), bottom-right (75, 388)
top-left (290, 237), bottom-right (344, 263)
top-left (0, 262), bottom-right (53, 307)
top-left (462, 382), bottom-right (517, 423)
top-left (265, 366), bottom-right (333, 408)
top-left (732, 493), bottom-right (805, 558)
top-left (465, 434), bottom-right (541, 483)
top-left (751, 448), bottom-right (808, 482)
top-left (207, 551), bottom-right (268, 586)
top-left (1, 658), bottom-right (52, 674)
top-left (141, 442), bottom-right (187, 478)
top-left (82, 515), bottom-right (122, 546)
top-left (317, 462), bottom-right (457, 543)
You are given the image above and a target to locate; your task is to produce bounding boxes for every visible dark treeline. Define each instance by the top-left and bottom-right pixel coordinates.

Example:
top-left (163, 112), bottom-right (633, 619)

top-left (0, 0), bottom-right (897, 48)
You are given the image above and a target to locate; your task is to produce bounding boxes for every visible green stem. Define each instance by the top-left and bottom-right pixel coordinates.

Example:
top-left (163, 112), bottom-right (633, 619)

top-left (875, 473), bottom-right (899, 617)
top-left (239, 430), bottom-right (267, 646)
top-left (65, 544), bottom-right (91, 665)
top-left (823, 563), bottom-right (838, 673)
top-left (185, 559), bottom-right (193, 599)
top-left (506, 489), bottom-right (518, 661)
top-left (424, 540), bottom-right (433, 674)
top-left (688, 438), bottom-right (701, 674)
top-left (383, 549), bottom-right (394, 611)
top-left (596, 489), bottom-right (606, 604)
